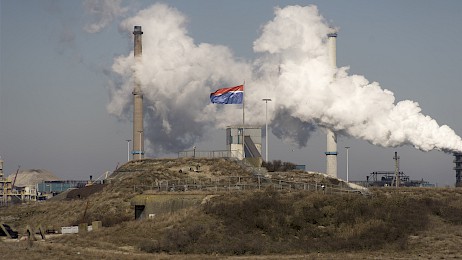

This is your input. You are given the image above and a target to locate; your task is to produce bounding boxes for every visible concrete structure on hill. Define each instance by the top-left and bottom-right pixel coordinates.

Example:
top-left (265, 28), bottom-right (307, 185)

top-left (226, 125), bottom-right (262, 163)
top-left (132, 194), bottom-right (208, 220)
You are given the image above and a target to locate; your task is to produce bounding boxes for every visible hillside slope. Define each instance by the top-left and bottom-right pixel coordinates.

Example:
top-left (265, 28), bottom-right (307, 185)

top-left (1, 158), bottom-right (462, 259)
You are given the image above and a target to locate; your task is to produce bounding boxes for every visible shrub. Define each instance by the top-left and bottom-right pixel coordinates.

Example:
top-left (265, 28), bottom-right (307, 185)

top-left (262, 160), bottom-right (296, 172)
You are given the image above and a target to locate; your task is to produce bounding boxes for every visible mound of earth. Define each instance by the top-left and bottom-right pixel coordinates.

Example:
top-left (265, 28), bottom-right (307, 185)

top-left (7, 169), bottom-right (60, 187)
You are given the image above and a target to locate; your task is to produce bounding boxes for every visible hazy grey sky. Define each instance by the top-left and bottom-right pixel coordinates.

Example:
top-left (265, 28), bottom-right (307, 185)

top-left (1, 0), bottom-right (461, 186)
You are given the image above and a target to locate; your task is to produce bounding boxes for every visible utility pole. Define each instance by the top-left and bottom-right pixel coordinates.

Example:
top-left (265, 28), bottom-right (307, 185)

top-left (262, 98), bottom-right (272, 162)
top-left (345, 146), bottom-right (350, 182)
top-left (126, 140), bottom-right (131, 162)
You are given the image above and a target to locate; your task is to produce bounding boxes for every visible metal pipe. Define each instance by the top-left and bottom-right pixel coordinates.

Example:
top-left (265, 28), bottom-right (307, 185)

top-left (262, 98), bottom-right (272, 162)
top-left (345, 146), bottom-right (350, 182)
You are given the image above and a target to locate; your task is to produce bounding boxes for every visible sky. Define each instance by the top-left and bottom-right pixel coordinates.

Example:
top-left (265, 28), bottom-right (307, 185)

top-left (1, 0), bottom-right (461, 186)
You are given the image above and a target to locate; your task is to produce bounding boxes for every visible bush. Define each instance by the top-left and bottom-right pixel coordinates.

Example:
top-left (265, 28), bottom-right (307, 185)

top-left (200, 191), bottom-right (432, 254)
top-left (55, 187), bottom-right (462, 256)
top-left (262, 160), bottom-right (296, 172)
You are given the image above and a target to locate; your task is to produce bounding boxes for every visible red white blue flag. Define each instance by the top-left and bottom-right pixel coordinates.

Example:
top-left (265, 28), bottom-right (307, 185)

top-left (210, 85), bottom-right (244, 104)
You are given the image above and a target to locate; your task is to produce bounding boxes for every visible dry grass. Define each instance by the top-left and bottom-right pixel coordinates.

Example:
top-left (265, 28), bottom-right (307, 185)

top-left (2, 159), bottom-right (462, 258)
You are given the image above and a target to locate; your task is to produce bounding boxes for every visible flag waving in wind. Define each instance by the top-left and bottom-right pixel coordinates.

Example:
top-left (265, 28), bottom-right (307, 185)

top-left (210, 85), bottom-right (244, 104)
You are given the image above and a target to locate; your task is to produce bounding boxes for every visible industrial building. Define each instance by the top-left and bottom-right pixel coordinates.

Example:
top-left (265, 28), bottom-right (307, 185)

top-left (0, 160), bottom-right (34, 204)
top-left (455, 152), bottom-right (462, 187)
top-left (351, 152), bottom-right (434, 187)
top-left (362, 171), bottom-right (433, 187)
top-left (226, 125), bottom-right (262, 160)
top-left (0, 158), bottom-right (13, 206)
top-left (36, 180), bottom-right (88, 199)
top-left (0, 159), bottom-right (91, 204)
top-left (178, 125), bottom-right (263, 166)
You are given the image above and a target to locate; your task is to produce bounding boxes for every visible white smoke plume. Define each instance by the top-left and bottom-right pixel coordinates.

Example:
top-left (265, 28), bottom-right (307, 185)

top-left (84, 0), bottom-right (127, 33)
top-left (107, 4), bottom-right (462, 154)
top-left (107, 4), bottom-right (250, 153)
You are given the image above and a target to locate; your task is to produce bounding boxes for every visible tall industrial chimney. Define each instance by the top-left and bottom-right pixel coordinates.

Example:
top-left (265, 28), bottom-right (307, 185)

top-left (0, 157), bottom-right (3, 179)
top-left (392, 151), bottom-right (400, 187)
top-left (132, 26), bottom-right (144, 160)
top-left (325, 32), bottom-right (338, 178)
top-left (455, 152), bottom-right (462, 187)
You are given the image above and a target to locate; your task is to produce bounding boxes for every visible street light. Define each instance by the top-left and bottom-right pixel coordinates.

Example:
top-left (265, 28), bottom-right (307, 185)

top-left (126, 140), bottom-right (131, 161)
top-left (345, 146), bottom-right (350, 182)
top-left (262, 98), bottom-right (272, 162)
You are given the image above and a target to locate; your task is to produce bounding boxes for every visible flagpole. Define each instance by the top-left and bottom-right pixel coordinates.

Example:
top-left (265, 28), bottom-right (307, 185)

top-left (242, 81), bottom-right (245, 160)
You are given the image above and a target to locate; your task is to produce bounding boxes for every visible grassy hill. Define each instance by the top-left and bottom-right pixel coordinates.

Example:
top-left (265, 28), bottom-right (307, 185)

top-left (1, 158), bottom-right (462, 259)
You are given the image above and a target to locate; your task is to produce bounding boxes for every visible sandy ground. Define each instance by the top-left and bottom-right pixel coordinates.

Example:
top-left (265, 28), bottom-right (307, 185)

top-left (1, 234), bottom-right (461, 260)
top-left (2, 211), bottom-right (462, 260)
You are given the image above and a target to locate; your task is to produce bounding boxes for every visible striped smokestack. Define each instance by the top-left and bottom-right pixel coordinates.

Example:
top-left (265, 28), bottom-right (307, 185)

top-left (132, 26), bottom-right (144, 160)
top-left (325, 32), bottom-right (338, 178)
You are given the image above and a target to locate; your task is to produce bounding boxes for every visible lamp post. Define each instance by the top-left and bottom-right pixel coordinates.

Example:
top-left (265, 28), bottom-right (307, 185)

top-left (126, 140), bottom-right (131, 161)
top-left (138, 130), bottom-right (143, 159)
top-left (345, 146), bottom-right (350, 182)
top-left (262, 98), bottom-right (272, 162)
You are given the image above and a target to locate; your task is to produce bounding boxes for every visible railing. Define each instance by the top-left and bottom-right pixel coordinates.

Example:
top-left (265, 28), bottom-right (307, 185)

top-left (178, 150), bottom-right (242, 159)
top-left (132, 175), bottom-right (362, 195)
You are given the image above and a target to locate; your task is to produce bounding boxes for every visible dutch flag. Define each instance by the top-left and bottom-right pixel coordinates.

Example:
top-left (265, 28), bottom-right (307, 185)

top-left (210, 85), bottom-right (244, 104)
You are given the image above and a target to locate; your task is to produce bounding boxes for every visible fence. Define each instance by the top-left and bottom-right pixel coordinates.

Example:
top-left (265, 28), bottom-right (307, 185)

top-left (133, 175), bottom-right (361, 195)
top-left (178, 150), bottom-right (242, 159)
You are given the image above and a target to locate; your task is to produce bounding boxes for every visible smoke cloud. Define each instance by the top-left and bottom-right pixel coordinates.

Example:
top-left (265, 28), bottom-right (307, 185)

top-left (107, 4), bottom-right (250, 153)
top-left (83, 0), bottom-right (127, 33)
top-left (107, 3), bottom-right (462, 154)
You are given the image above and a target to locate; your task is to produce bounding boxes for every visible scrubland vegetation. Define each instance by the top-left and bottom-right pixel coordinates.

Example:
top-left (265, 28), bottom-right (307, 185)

top-left (2, 158), bottom-right (462, 259)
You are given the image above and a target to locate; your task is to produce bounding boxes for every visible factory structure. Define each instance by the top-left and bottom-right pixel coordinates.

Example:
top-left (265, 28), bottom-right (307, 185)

top-left (0, 158), bottom-right (13, 205)
top-left (352, 151), bottom-right (434, 187)
top-left (132, 26), bottom-right (144, 160)
top-left (124, 25), bottom-right (460, 188)
top-left (455, 152), bottom-right (462, 187)
top-left (4, 23), bottom-right (462, 213)
top-left (131, 25), bottom-right (264, 164)
top-left (226, 125), bottom-right (262, 164)
top-left (0, 158), bottom-right (97, 205)
top-left (325, 32), bottom-right (338, 179)
top-left (180, 32), bottom-right (339, 174)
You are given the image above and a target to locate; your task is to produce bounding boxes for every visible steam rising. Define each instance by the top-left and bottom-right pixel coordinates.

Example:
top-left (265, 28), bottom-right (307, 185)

top-left (107, 4), bottom-right (462, 154)
top-left (84, 0), bottom-right (127, 33)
